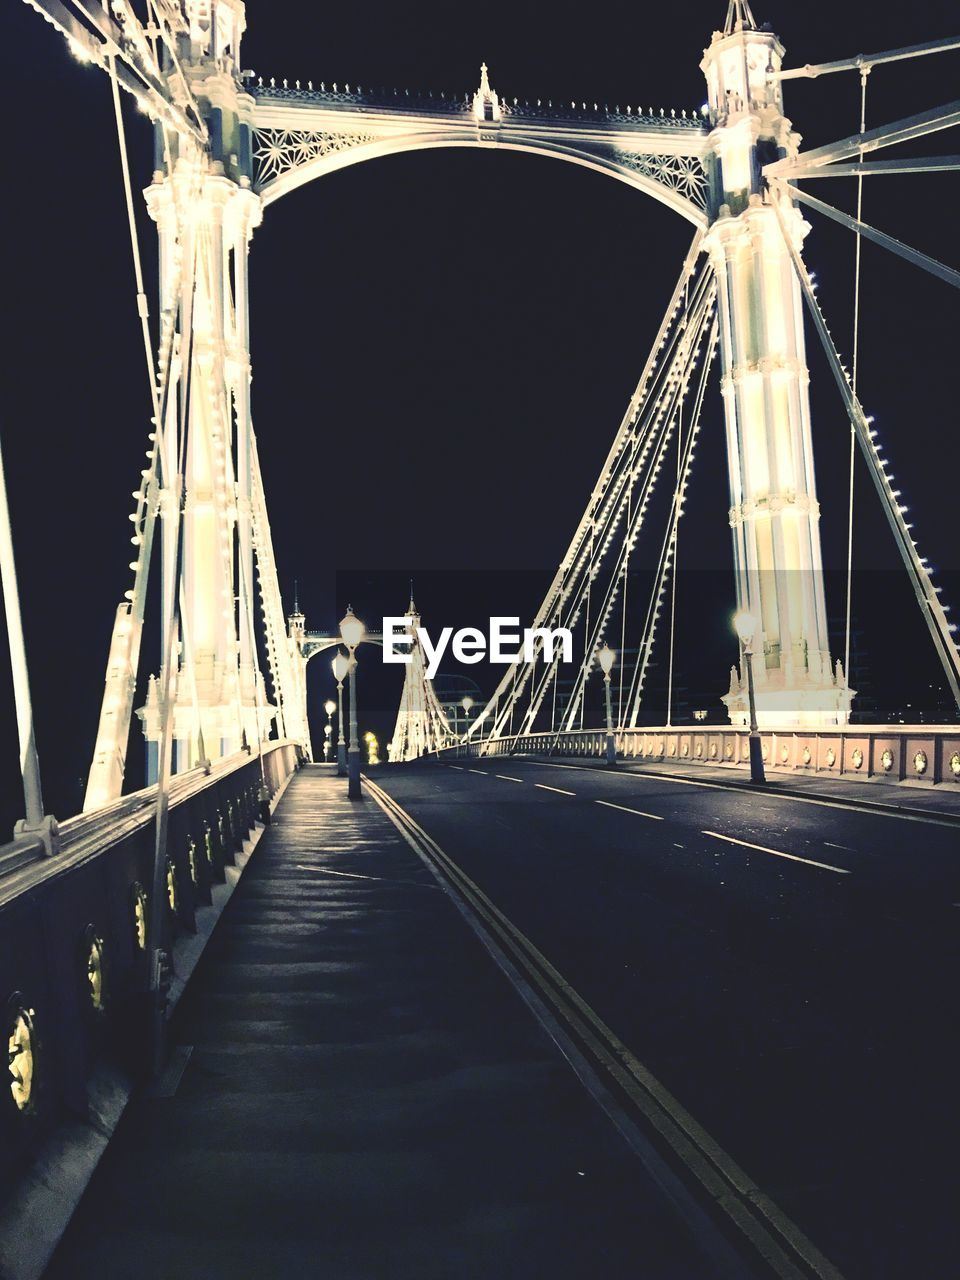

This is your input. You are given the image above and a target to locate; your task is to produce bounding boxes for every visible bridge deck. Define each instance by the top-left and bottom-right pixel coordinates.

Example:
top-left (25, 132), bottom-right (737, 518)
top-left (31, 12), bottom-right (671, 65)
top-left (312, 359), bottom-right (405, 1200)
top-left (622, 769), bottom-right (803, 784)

top-left (45, 766), bottom-right (709, 1279)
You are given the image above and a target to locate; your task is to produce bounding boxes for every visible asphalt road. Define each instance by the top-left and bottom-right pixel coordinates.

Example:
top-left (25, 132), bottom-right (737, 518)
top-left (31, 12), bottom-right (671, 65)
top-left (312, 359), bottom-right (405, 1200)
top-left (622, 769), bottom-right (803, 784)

top-left (368, 759), bottom-right (960, 1280)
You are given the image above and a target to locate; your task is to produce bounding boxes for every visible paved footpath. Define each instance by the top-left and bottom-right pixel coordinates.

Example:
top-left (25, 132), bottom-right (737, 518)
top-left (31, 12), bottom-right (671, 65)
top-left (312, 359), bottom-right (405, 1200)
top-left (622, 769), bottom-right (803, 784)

top-left (45, 767), bottom-right (714, 1280)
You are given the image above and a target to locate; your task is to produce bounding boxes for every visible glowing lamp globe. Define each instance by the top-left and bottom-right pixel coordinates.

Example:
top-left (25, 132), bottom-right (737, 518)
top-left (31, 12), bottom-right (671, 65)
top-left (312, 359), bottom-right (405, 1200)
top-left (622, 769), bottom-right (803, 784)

top-left (597, 645), bottom-right (616, 675)
top-left (339, 606), bottom-right (365, 650)
top-left (733, 611), bottom-right (758, 646)
top-left (324, 699), bottom-right (336, 716)
top-left (332, 651), bottom-right (350, 682)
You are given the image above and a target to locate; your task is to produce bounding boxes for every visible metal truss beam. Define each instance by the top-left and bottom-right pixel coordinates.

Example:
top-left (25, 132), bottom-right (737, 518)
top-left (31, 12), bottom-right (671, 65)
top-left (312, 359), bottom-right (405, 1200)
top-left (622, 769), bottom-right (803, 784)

top-left (784, 156), bottom-right (960, 178)
top-left (21, 0), bottom-right (207, 144)
top-left (764, 101), bottom-right (960, 177)
top-left (772, 34), bottom-right (960, 80)
top-left (772, 181), bottom-right (960, 289)
top-left (773, 203), bottom-right (960, 713)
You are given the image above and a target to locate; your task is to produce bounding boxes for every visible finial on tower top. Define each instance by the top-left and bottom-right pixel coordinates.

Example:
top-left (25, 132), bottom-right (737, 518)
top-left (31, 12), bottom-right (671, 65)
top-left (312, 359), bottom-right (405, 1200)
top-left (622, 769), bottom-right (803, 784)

top-left (473, 62), bottom-right (502, 123)
top-left (408, 578), bottom-right (417, 615)
top-left (723, 0), bottom-right (758, 34)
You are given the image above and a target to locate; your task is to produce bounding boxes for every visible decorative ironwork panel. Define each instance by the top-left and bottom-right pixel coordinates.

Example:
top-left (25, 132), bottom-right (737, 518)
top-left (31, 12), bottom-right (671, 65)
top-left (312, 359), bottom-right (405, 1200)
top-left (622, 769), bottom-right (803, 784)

top-left (254, 128), bottom-right (381, 188)
top-left (614, 151), bottom-right (708, 209)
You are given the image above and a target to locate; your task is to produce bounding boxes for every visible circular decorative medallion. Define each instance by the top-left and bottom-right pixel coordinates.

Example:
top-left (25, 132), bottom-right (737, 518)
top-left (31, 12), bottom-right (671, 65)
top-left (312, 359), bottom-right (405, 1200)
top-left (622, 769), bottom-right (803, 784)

top-left (913, 750), bottom-right (928, 775)
top-left (802, 747), bottom-right (812, 765)
top-left (950, 751), bottom-right (960, 778)
top-left (780, 744), bottom-right (789, 763)
top-left (881, 748), bottom-right (894, 772)
top-left (852, 748), bottom-right (864, 769)
top-left (710, 743), bottom-right (718, 759)
top-left (696, 742), bottom-right (703, 759)
top-left (826, 748), bottom-right (836, 767)
top-left (132, 882), bottom-right (148, 951)
top-left (187, 837), bottom-right (199, 885)
top-left (84, 928), bottom-right (106, 1013)
top-left (725, 743), bottom-right (734, 760)
top-left (166, 860), bottom-right (178, 913)
top-left (669, 741), bottom-right (677, 756)
top-left (682, 741), bottom-right (690, 757)
top-left (7, 1001), bottom-right (37, 1113)
top-left (761, 744), bottom-right (769, 761)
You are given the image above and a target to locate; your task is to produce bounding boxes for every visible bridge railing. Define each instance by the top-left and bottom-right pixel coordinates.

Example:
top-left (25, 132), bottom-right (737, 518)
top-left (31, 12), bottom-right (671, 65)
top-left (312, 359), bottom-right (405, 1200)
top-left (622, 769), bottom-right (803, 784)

top-left (444, 726), bottom-right (960, 788)
top-left (0, 740), bottom-right (300, 1191)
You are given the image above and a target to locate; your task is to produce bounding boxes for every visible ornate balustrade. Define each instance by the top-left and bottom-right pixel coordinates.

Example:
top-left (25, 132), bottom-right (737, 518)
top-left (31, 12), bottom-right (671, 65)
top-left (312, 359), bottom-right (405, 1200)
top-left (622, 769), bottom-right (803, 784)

top-left (467, 726), bottom-right (960, 788)
top-left (0, 741), bottom-right (300, 1195)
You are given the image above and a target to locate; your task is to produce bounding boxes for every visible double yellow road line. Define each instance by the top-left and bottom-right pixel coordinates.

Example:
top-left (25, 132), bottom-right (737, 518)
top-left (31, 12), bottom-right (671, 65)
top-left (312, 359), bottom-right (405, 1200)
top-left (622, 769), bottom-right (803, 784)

top-left (365, 773), bottom-right (845, 1280)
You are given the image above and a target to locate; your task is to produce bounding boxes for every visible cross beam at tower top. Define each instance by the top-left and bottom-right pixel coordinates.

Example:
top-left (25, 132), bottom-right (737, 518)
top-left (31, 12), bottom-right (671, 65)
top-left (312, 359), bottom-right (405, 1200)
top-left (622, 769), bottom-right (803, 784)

top-left (723, 1), bottom-right (758, 34)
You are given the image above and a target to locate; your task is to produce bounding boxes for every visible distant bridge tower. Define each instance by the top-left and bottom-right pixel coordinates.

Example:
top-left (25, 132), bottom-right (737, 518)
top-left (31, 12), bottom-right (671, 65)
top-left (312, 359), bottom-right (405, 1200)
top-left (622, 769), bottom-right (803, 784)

top-left (702, 2), bottom-right (853, 726)
top-left (388, 596), bottom-right (454, 762)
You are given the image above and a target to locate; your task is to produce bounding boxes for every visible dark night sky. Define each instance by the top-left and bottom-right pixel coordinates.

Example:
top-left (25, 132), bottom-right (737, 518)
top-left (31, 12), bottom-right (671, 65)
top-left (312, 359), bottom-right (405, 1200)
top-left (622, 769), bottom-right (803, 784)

top-left (0, 1), bottom-right (957, 828)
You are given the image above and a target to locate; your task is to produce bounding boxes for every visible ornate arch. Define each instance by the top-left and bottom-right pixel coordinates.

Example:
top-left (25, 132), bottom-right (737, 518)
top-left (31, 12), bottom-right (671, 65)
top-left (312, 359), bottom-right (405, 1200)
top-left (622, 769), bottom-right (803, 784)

top-left (250, 81), bottom-right (710, 227)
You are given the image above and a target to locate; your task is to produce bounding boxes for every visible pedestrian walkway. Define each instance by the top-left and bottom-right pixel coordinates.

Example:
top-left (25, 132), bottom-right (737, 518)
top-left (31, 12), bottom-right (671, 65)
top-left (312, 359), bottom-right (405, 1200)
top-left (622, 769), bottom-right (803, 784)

top-left (45, 767), bottom-right (711, 1279)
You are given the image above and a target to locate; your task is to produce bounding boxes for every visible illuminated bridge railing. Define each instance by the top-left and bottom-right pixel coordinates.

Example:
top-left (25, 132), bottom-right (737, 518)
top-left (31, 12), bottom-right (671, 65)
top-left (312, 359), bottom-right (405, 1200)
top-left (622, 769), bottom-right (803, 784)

top-left (468, 726), bottom-right (960, 788)
top-left (0, 740), bottom-right (300, 1189)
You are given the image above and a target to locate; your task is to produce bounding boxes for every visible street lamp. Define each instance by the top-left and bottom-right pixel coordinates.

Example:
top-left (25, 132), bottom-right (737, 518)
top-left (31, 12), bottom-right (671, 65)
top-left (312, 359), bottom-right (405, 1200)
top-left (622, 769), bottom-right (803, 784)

top-left (339, 606), bottom-right (366, 799)
top-left (331, 651), bottom-right (350, 776)
top-left (323, 698), bottom-right (336, 763)
top-left (461, 695), bottom-right (474, 757)
top-left (733, 610), bottom-right (765, 784)
top-left (597, 644), bottom-right (617, 767)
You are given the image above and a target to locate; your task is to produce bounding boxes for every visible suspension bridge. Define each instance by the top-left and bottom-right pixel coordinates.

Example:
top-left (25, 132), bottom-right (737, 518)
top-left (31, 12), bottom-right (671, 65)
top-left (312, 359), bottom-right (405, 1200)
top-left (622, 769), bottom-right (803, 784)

top-left (1, 3), bottom-right (958, 1278)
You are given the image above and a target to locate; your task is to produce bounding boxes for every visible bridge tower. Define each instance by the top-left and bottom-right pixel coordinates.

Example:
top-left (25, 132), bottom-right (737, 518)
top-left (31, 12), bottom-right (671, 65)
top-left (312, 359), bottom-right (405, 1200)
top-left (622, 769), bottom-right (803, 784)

top-left (138, 0), bottom-right (275, 771)
top-left (388, 595), bottom-right (454, 762)
top-left (702, 2), bottom-right (853, 726)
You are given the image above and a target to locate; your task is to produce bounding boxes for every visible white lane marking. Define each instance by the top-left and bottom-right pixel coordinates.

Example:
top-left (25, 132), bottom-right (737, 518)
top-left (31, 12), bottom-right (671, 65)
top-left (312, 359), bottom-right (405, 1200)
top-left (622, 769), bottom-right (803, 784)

top-left (535, 783), bottom-right (576, 796)
top-left (824, 841), bottom-right (855, 851)
top-left (673, 843), bottom-right (685, 849)
top-left (495, 774), bottom-right (524, 783)
top-left (362, 774), bottom-right (842, 1277)
top-left (468, 768), bottom-right (488, 776)
top-left (449, 765), bottom-right (465, 771)
top-left (512, 760), bottom-right (956, 827)
top-left (702, 830), bottom-right (851, 875)
top-left (595, 800), bottom-right (663, 821)
top-left (292, 865), bottom-right (438, 888)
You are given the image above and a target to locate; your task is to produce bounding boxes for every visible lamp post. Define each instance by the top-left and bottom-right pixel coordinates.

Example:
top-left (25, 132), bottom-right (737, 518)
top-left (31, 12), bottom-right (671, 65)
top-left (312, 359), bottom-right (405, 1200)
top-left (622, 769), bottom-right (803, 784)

top-left (323, 698), bottom-right (336, 763)
top-left (339, 606), bottom-right (366, 799)
top-left (331, 651), bottom-right (349, 776)
top-left (461, 695), bottom-right (474, 757)
top-left (597, 644), bottom-right (617, 767)
top-left (734, 611), bottom-right (766, 784)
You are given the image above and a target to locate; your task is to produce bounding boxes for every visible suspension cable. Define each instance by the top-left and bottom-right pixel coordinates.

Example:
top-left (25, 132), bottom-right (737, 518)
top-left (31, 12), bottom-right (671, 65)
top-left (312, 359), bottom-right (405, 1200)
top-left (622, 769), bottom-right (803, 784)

top-left (108, 54), bottom-right (161, 429)
top-left (0, 429), bottom-right (47, 836)
top-left (843, 69), bottom-right (869, 706)
top-left (666, 270), bottom-right (692, 726)
top-left (772, 197), bottom-right (960, 711)
top-left (626, 316), bottom-right (719, 726)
